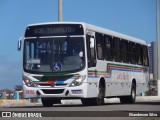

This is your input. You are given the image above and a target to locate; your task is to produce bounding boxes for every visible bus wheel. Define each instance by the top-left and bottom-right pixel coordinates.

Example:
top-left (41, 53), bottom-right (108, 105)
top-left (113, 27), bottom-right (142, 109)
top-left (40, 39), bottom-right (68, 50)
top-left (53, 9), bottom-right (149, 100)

top-left (41, 98), bottom-right (61, 107)
top-left (120, 83), bottom-right (136, 104)
top-left (81, 82), bottom-right (105, 106)
top-left (120, 96), bottom-right (127, 103)
top-left (128, 82), bottom-right (136, 103)
top-left (94, 82), bottom-right (105, 105)
top-left (81, 98), bottom-right (92, 106)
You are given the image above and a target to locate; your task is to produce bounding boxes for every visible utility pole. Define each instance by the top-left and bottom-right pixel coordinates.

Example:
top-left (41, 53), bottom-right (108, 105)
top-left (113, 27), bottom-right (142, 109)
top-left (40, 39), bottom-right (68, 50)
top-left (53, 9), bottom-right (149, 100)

top-left (58, 0), bottom-right (62, 22)
top-left (156, 0), bottom-right (160, 96)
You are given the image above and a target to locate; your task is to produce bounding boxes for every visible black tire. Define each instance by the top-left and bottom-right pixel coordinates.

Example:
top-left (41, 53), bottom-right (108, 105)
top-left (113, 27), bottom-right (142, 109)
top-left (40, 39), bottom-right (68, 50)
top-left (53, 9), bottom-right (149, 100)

top-left (81, 82), bottom-right (105, 106)
top-left (94, 82), bottom-right (105, 105)
top-left (41, 98), bottom-right (61, 107)
top-left (128, 83), bottom-right (136, 103)
top-left (120, 96), bottom-right (127, 104)
top-left (81, 98), bottom-right (94, 106)
top-left (120, 83), bottom-right (136, 104)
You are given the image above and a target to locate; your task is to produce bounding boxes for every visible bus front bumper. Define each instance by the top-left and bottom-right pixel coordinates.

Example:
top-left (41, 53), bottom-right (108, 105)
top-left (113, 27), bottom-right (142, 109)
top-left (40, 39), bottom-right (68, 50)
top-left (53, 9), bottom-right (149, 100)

top-left (23, 85), bottom-right (86, 99)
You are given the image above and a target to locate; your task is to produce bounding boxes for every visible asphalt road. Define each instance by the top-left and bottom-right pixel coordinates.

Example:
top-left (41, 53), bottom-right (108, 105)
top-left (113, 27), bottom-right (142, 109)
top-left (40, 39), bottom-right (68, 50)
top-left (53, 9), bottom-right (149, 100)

top-left (0, 100), bottom-right (160, 120)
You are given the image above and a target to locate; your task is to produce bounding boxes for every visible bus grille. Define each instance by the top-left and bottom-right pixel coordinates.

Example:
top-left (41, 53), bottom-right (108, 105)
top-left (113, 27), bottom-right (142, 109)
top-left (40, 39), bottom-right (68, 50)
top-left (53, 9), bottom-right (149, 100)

top-left (38, 84), bottom-right (67, 87)
top-left (41, 89), bottom-right (64, 94)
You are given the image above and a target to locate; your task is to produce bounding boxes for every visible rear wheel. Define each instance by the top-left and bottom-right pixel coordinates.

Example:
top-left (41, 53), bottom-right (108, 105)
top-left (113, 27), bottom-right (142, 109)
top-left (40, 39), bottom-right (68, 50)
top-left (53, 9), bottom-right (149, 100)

top-left (128, 83), bottom-right (136, 103)
top-left (41, 98), bottom-right (61, 107)
top-left (120, 96), bottom-right (127, 103)
top-left (120, 82), bottom-right (136, 104)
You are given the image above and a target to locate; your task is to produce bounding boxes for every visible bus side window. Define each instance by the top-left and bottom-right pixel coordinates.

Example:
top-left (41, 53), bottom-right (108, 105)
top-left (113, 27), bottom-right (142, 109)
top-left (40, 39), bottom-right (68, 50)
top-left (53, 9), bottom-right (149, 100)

top-left (86, 34), bottom-right (96, 67)
top-left (142, 45), bottom-right (149, 66)
top-left (96, 33), bottom-right (104, 60)
top-left (129, 42), bottom-right (136, 64)
top-left (136, 44), bottom-right (143, 65)
top-left (104, 35), bottom-right (113, 61)
top-left (121, 39), bottom-right (129, 63)
top-left (113, 37), bottom-right (121, 62)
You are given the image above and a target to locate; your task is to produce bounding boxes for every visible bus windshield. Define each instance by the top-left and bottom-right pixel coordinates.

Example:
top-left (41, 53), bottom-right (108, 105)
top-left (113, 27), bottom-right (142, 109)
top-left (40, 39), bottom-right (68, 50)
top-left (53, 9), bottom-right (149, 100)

top-left (24, 37), bottom-right (85, 73)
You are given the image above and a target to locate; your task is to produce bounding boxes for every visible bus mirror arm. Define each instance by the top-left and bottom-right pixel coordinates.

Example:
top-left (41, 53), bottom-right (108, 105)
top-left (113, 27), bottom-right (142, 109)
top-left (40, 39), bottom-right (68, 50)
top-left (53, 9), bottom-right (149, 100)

top-left (17, 37), bottom-right (23, 51)
top-left (88, 59), bottom-right (96, 67)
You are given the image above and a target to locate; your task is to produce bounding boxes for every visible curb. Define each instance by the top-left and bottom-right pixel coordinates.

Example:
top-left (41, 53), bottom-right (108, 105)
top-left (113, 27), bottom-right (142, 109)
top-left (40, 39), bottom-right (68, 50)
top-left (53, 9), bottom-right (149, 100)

top-left (136, 96), bottom-right (160, 102)
top-left (0, 99), bottom-right (30, 107)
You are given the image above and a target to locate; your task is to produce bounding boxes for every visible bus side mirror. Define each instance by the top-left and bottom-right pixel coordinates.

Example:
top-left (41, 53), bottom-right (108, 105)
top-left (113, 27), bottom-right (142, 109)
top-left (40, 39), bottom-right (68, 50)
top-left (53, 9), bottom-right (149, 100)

top-left (79, 51), bottom-right (83, 57)
top-left (17, 37), bottom-right (23, 51)
top-left (90, 37), bottom-right (95, 48)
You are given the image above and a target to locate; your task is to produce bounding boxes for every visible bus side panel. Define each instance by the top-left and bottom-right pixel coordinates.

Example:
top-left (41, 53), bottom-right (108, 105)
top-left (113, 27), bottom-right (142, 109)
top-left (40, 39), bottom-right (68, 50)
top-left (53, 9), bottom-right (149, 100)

top-left (136, 67), bottom-right (149, 95)
top-left (136, 83), bottom-right (148, 95)
top-left (114, 70), bottom-right (131, 96)
top-left (86, 77), bottom-right (98, 98)
top-left (87, 61), bottom-right (116, 97)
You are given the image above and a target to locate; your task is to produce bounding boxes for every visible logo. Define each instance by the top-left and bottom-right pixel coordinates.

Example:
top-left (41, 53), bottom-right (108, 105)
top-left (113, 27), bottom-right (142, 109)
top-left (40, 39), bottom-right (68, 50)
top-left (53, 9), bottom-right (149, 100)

top-left (1, 112), bottom-right (42, 117)
top-left (51, 83), bottom-right (55, 87)
top-left (116, 73), bottom-right (129, 80)
top-left (2, 112), bottom-right (11, 117)
top-left (53, 62), bottom-right (62, 71)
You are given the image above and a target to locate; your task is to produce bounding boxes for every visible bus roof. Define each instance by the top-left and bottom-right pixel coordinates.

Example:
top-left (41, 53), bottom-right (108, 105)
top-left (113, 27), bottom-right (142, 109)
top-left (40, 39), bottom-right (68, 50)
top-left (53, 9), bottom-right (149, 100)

top-left (27, 22), bottom-right (147, 45)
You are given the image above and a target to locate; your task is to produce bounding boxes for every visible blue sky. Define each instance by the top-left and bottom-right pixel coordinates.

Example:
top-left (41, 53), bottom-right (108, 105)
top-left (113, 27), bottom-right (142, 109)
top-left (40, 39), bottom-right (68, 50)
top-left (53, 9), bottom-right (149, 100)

top-left (0, 0), bottom-right (158, 89)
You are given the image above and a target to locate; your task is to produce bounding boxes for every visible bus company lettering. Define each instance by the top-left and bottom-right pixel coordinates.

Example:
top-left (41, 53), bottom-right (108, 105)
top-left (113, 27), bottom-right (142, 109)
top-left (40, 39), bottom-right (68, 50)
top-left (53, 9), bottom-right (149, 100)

top-left (116, 73), bottom-right (129, 80)
top-left (26, 90), bottom-right (35, 94)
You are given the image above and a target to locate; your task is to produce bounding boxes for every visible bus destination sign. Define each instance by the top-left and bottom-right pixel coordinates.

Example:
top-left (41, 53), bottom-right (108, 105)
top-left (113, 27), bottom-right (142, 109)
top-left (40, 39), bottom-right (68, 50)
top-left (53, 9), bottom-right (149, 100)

top-left (25, 24), bottom-right (84, 37)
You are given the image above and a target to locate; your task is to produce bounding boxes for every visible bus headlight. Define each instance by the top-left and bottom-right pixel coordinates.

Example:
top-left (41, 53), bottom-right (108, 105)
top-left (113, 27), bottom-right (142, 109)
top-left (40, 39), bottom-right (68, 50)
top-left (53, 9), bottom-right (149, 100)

top-left (69, 75), bottom-right (86, 87)
top-left (23, 77), bottom-right (37, 87)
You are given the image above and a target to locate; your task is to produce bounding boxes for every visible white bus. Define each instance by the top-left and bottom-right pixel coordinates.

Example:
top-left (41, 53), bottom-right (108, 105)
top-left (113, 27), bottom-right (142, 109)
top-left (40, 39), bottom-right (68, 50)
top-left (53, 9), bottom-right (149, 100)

top-left (18, 22), bottom-right (149, 107)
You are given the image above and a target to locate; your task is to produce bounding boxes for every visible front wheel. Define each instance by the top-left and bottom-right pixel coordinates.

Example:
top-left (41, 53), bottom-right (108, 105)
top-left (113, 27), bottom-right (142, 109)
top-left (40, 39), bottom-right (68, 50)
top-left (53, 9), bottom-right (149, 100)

top-left (81, 82), bottom-right (105, 106)
top-left (41, 98), bottom-right (61, 107)
top-left (94, 82), bottom-right (105, 105)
